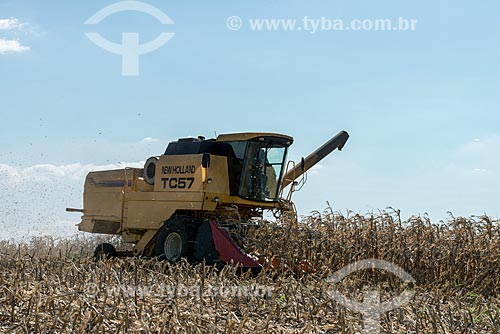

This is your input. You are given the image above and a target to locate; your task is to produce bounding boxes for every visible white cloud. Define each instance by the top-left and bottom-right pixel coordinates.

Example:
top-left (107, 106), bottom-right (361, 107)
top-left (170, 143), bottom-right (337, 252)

top-left (0, 162), bottom-right (143, 241)
top-left (452, 135), bottom-right (500, 171)
top-left (0, 162), bottom-right (143, 183)
top-left (473, 168), bottom-right (487, 173)
top-left (0, 18), bottom-right (32, 54)
top-left (309, 164), bottom-right (323, 175)
top-left (0, 18), bottom-right (22, 30)
top-left (142, 137), bottom-right (160, 143)
top-left (0, 38), bottom-right (29, 54)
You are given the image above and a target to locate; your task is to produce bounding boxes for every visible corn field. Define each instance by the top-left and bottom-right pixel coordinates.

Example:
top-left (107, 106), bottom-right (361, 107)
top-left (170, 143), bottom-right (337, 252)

top-left (0, 211), bottom-right (499, 333)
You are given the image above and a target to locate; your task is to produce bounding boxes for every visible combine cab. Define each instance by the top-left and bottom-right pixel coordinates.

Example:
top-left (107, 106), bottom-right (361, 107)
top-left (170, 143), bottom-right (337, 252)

top-left (68, 131), bottom-right (349, 267)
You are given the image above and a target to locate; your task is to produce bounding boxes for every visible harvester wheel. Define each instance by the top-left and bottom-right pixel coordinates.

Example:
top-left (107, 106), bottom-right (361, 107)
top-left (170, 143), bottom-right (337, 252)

top-left (156, 217), bottom-right (196, 263)
top-left (94, 243), bottom-right (117, 260)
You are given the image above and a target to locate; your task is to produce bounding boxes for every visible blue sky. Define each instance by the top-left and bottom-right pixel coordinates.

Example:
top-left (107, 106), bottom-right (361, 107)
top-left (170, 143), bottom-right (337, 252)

top-left (1, 1), bottom-right (499, 238)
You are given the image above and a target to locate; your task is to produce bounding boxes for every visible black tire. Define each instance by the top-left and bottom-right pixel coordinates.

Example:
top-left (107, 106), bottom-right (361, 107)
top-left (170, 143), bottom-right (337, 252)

top-left (155, 216), bottom-right (197, 263)
top-left (94, 243), bottom-right (117, 260)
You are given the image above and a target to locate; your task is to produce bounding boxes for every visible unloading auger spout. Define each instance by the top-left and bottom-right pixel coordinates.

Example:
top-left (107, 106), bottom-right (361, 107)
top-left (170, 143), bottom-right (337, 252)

top-left (281, 130), bottom-right (349, 189)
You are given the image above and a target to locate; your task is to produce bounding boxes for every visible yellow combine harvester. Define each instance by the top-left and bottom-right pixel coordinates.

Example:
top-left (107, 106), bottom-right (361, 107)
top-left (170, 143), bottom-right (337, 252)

top-left (67, 131), bottom-right (349, 268)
